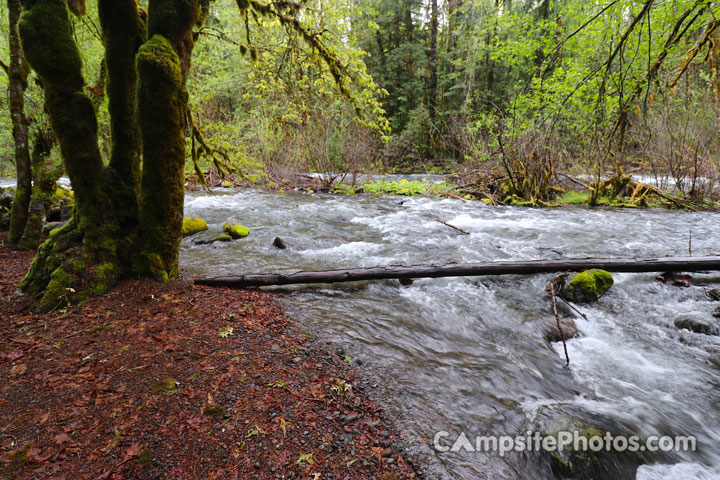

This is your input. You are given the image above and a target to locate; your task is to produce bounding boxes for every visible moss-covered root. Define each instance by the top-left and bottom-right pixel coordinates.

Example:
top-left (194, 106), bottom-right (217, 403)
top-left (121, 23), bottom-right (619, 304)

top-left (182, 217), bottom-right (208, 236)
top-left (137, 35), bottom-right (187, 282)
top-left (565, 269), bottom-right (614, 303)
top-left (223, 222), bottom-right (250, 238)
top-left (20, 220), bottom-right (121, 312)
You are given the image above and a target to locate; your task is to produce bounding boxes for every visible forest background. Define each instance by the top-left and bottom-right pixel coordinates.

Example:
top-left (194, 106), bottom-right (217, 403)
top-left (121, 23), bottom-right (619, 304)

top-left (2, 0), bottom-right (719, 206)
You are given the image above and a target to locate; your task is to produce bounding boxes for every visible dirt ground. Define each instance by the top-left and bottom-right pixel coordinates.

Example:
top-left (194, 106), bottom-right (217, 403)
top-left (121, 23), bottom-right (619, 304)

top-left (0, 243), bottom-right (416, 480)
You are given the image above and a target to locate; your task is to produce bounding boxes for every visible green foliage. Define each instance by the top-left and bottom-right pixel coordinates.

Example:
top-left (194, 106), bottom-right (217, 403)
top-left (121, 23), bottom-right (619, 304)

top-left (361, 179), bottom-right (455, 197)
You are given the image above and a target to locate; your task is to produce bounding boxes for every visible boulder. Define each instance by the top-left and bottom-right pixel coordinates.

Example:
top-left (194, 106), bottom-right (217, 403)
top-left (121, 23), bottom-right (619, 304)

top-left (565, 269), bottom-right (614, 303)
top-left (273, 236), bottom-right (287, 249)
top-left (540, 317), bottom-right (580, 343)
top-left (182, 217), bottom-right (209, 236)
top-left (223, 222), bottom-right (250, 239)
top-left (212, 234), bottom-right (233, 243)
top-left (675, 316), bottom-right (719, 335)
top-left (0, 188), bottom-right (14, 210)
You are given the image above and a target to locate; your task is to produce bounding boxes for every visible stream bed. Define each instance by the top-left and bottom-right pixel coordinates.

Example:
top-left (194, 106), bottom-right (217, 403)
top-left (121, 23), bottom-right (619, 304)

top-left (176, 187), bottom-right (720, 479)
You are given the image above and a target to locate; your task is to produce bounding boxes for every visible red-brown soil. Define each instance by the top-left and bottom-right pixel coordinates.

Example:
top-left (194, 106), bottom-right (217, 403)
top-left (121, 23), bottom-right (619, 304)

top-left (0, 244), bottom-right (416, 480)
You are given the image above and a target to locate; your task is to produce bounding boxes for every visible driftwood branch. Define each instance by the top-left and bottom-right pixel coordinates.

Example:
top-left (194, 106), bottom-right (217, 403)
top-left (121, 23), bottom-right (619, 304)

top-left (428, 215), bottom-right (470, 235)
top-left (194, 256), bottom-right (720, 288)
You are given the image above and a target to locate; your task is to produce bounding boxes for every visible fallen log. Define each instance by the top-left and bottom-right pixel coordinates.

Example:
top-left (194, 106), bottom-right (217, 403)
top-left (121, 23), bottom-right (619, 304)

top-left (194, 256), bottom-right (720, 288)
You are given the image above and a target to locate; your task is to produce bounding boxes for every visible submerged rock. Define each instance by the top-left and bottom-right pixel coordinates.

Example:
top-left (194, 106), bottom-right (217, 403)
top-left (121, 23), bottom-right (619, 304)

top-left (656, 271), bottom-right (692, 287)
top-left (213, 234), bottom-right (233, 242)
top-left (540, 317), bottom-right (580, 343)
top-left (0, 188), bottom-right (14, 210)
top-left (675, 316), bottom-right (719, 335)
top-left (182, 217), bottom-right (209, 236)
top-left (273, 236), bottom-right (287, 249)
top-left (223, 222), bottom-right (250, 239)
top-left (565, 269), bottom-right (614, 303)
top-left (707, 289), bottom-right (720, 301)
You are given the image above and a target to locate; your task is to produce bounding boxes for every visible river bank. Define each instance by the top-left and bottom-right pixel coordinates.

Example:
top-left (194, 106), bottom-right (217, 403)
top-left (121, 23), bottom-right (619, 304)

top-left (0, 243), bottom-right (416, 479)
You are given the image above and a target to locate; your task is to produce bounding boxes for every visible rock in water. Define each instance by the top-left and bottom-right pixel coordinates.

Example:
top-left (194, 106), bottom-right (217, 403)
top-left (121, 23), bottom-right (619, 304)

top-left (273, 236), bottom-right (287, 249)
top-left (564, 269), bottom-right (614, 303)
top-left (182, 217), bottom-right (209, 236)
top-left (656, 271), bottom-right (692, 287)
top-left (675, 316), bottom-right (719, 335)
top-left (540, 317), bottom-right (580, 343)
top-left (223, 222), bottom-right (250, 239)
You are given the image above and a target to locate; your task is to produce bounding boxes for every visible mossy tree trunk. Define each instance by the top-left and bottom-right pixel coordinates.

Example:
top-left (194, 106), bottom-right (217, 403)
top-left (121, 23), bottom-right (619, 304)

top-left (17, 129), bottom-right (56, 251)
top-left (7, 0), bottom-right (32, 247)
top-left (98, 0), bottom-right (145, 227)
top-left (17, 0), bottom-right (206, 310)
top-left (138, 0), bottom-right (205, 280)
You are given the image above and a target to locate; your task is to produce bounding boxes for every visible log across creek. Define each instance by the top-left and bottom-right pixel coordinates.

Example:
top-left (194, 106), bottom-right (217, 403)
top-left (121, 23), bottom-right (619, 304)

top-left (194, 256), bottom-right (720, 288)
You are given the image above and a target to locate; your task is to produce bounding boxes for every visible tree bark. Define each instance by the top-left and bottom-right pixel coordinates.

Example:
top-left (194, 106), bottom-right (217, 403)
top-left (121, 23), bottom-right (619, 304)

top-left (194, 256), bottom-right (720, 288)
top-left (18, 0), bottom-right (122, 310)
top-left (138, 0), bottom-right (202, 280)
top-left (7, 0), bottom-right (32, 247)
top-left (18, 129), bottom-right (56, 250)
top-left (428, 0), bottom-right (438, 123)
top-left (98, 0), bottom-right (146, 226)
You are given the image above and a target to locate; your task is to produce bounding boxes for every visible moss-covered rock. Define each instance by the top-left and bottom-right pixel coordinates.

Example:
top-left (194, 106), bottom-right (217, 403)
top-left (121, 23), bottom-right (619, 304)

top-left (222, 222), bottom-right (249, 239)
top-left (182, 217), bottom-right (208, 236)
top-left (565, 269), bottom-right (614, 303)
top-left (53, 185), bottom-right (75, 205)
top-left (212, 234), bottom-right (233, 242)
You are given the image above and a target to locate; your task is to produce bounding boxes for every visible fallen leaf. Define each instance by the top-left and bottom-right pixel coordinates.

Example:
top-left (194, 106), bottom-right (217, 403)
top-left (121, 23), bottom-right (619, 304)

top-left (125, 443), bottom-right (142, 458)
top-left (54, 433), bottom-right (71, 444)
top-left (11, 364), bottom-right (27, 376)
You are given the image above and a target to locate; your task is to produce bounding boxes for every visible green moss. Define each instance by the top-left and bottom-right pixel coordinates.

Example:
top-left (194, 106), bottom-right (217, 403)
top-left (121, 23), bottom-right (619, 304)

top-left (53, 185), bottom-right (75, 205)
top-left (566, 269), bottom-right (614, 302)
top-left (89, 262), bottom-right (120, 295)
top-left (3, 443), bottom-right (31, 479)
top-left (558, 190), bottom-right (591, 205)
top-left (222, 222), bottom-right (250, 238)
top-left (138, 448), bottom-right (152, 466)
top-left (154, 377), bottom-right (178, 395)
top-left (137, 34), bottom-right (187, 281)
top-left (37, 267), bottom-right (72, 312)
top-left (212, 234), bottom-right (233, 242)
top-left (19, 0), bottom-right (84, 91)
top-left (202, 404), bottom-right (226, 417)
top-left (182, 217), bottom-right (208, 236)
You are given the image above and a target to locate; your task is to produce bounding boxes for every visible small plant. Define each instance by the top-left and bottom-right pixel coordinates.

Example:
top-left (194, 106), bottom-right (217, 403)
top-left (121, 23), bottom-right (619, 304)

top-left (218, 326), bottom-right (234, 338)
top-left (330, 379), bottom-right (351, 399)
top-left (154, 377), bottom-right (179, 395)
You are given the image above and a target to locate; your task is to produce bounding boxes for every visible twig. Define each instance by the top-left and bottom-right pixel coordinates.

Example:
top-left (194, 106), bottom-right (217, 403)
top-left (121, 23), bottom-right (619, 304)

top-left (550, 284), bottom-right (571, 367)
top-left (428, 215), bottom-right (470, 235)
top-left (557, 173), bottom-right (591, 190)
top-left (557, 295), bottom-right (589, 321)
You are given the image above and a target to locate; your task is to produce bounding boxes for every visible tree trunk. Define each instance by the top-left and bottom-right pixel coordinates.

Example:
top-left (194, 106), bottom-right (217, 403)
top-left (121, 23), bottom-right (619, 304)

top-left (98, 0), bottom-right (145, 227)
top-left (194, 256), bottom-right (720, 288)
top-left (7, 0), bottom-right (32, 247)
top-left (19, 0), bottom-right (122, 310)
top-left (138, 0), bottom-right (202, 281)
top-left (18, 129), bottom-right (56, 251)
top-left (428, 0), bottom-right (438, 123)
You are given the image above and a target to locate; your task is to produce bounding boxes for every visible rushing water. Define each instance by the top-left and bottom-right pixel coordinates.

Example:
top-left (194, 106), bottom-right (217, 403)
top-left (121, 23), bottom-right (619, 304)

top-left (179, 188), bottom-right (720, 479)
top-left (180, 188), bottom-right (720, 479)
top-left (5, 173), bottom-right (718, 477)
